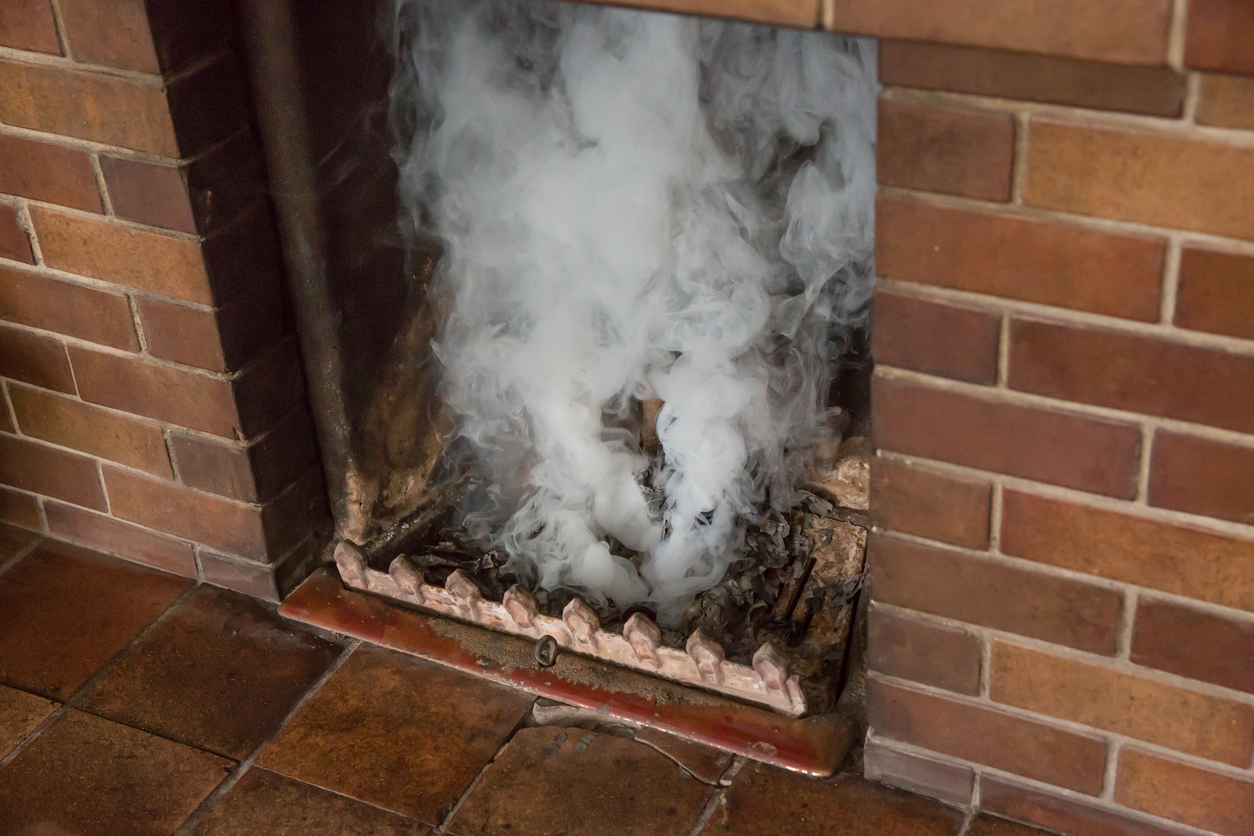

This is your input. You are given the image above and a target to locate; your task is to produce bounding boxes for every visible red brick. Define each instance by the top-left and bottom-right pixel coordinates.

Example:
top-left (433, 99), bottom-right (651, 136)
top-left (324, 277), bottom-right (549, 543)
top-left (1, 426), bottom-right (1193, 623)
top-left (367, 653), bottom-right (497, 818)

top-left (164, 53), bottom-right (254, 160)
top-left (0, 265), bottom-right (138, 350)
top-left (8, 384), bottom-right (171, 477)
top-left (103, 466), bottom-right (266, 559)
top-left (1185, 0), bottom-right (1254, 75)
top-left (870, 457), bottom-right (992, 549)
top-left (1001, 489), bottom-right (1254, 613)
top-left (873, 375), bottom-right (1142, 498)
top-left (868, 607), bottom-right (982, 695)
top-left (872, 290), bottom-right (1000, 384)
top-left (826, 0), bottom-right (1170, 64)
top-left (256, 467), bottom-right (327, 560)
top-left (0, 486), bottom-right (42, 530)
top-left (863, 738), bottom-right (975, 807)
top-left (0, 134), bottom-right (101, 213)
top-left (0, 60), bottom-right (176, 156)
top-left (29, 207), bottom-right (210, 304)
top-left (0, 434), bottom-right (106, 510)
top-left (0, 0), bottom-right (60, 54)
top-left (198, 210), bottom-right (283, 305)
top-left (1009, 316), bottom-right (1254, 435)
top-left (56, 0), bottom-right (160, 74)
top-left (68, 347), bottom-right (240, 438)
top-left (980, 775), bottom-right (1197, 836)
top-left (879, 41), bottom-right (1185, 117)
top-left (869, 534), bottom-right (1123, 654)
top-left (44, 501), bottom-right (195, 577)
top-left (136, 281), bottom-right (285, 373)
top-left (1149, 432), bottom-right (1254, 527)
top-left (867, 678), bottom-right (1107, 795)
top-left (171, 409), bottom-right (317, 503)
top-left (184, 133), bottom-right (267, 232)
top-left (98, 156), bottom-right (195, 234)
top-left (1132, 599), bottom-right (1254, 696)
top-left (1174, 247), bottom-right (1254, 341)
top-left (0, 325), bottom-right (74, 393)
top-left (0, 204), bottom-right (34, 264)
top-left (878, 99), bottom-right (1014, 201)
top-left (1025, 120), bottom-right (1254, 242)
top-left (1116, 748), bottom-right (1254, 836)
top-left (232, 339), bottom-right (308, 438)
top-left (141, 0), bottom-right (234, 75)
top-left (876, 197), bottom-right (1163, 322)
top-left (0, 403), bottom-right (11, 434)
top-left (1196, 74), bottom-right (1254, 131)
top-left (992, 641), bottom-right (1254, 766)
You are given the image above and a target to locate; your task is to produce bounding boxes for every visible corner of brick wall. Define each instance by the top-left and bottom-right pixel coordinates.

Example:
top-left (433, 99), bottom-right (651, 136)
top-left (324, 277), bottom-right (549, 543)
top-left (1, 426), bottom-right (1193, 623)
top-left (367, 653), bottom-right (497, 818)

top-left (862, 3), bottom-right (1254, 836)
top-left (0, 0), bottom-right (328, 600)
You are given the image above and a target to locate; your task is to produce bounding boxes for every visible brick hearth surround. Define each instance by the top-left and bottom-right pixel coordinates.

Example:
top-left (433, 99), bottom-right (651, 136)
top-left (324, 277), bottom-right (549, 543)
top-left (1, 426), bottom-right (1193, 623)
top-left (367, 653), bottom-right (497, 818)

top-left (3, 0), bottom-right (1254, 833)
top-left (0, 0), bottom-right (327, 599)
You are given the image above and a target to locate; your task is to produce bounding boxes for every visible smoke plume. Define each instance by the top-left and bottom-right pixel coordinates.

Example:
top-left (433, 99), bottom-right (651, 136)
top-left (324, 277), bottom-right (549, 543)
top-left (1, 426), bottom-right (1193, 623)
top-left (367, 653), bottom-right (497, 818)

top-left (390, 0), bottom-right (877, 623)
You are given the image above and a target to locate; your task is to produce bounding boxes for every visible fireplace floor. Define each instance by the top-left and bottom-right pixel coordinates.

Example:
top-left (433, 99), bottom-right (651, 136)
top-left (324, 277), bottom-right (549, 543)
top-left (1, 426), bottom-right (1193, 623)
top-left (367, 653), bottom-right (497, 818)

top-left (0, 527), bottom-right (1049, 835)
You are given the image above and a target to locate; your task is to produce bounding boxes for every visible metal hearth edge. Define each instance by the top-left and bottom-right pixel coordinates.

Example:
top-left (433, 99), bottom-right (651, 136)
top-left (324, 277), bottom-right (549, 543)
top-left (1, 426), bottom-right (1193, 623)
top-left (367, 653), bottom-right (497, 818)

top-left (332, 541), bottom-right (805, 716)
top-left (279, 566), bottom-right (859, 776)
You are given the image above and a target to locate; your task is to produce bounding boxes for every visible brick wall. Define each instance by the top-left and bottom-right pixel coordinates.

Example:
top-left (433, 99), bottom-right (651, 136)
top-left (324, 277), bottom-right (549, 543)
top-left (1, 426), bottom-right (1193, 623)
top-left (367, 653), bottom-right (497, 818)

top-left (861, 4), bottom-right (1254, 836)
top-left (0, 0), bottom-right (327, 599)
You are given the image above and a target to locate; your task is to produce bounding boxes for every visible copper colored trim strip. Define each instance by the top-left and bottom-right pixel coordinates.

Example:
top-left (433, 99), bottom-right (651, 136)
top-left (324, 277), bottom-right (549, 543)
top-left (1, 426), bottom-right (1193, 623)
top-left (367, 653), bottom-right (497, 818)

top-left (279, 568), bottom-right (857, 776)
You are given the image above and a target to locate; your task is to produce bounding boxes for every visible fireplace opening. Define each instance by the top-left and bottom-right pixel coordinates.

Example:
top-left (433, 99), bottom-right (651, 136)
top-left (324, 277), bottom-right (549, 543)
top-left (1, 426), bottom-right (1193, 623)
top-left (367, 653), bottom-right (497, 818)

top-left (245, 0), bottom-right (876, 737)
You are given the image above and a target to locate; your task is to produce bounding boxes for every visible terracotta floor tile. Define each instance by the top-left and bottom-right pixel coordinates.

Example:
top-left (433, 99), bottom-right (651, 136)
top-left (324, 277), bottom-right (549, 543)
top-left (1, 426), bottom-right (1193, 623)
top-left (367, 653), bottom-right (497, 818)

top-left (701, 762), bottom-right (965, 836)
top-left (0, 523), bottom-right (38, 564)
top-left (79, 584), bottom-right (342, 758)
top-left (0, 540), bottom-right (191, 699)
top-left (0, 684), bottom-right (56, 758)
top-left (258, 644), bottom-right (533, 824)
top-left (0, 708), bottom-right (230, 836)
top-left (966, 815), bottom-right (1055, 835)
top-left (635, 726), bottom-right (734, 784)
top-left (189, 767), bottom-right (426, 835)
top-left (450, 726), bottom-right (714, 836)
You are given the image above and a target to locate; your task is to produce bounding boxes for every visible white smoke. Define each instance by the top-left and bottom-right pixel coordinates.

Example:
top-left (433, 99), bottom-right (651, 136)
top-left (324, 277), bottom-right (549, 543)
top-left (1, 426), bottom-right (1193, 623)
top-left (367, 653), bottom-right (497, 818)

top-left (390, 0), bottom-right (877, 624)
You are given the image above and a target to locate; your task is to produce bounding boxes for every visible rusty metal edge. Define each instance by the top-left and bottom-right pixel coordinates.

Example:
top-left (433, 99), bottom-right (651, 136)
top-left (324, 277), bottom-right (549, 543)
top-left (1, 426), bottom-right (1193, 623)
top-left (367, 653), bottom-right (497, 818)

top-left (280, 567), bottom-right (857, 776)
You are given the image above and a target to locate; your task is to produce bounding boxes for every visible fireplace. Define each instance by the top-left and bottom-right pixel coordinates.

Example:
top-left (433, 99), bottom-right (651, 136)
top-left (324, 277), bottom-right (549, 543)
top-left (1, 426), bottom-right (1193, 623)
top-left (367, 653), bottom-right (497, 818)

top-left (3, 0), bottom-right (1254, 834)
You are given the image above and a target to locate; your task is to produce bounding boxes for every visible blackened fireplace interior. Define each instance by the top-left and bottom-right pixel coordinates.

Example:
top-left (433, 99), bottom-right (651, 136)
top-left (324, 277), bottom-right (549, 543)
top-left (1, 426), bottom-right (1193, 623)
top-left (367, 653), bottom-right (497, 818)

top-left (241, 0), bottom-right (875, 773)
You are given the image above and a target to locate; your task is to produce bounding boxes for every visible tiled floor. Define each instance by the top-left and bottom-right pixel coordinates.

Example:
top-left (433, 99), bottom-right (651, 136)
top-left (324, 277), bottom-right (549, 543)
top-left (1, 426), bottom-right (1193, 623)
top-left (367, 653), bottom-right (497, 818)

top-left (0, 525), bottom-right (1052, 835)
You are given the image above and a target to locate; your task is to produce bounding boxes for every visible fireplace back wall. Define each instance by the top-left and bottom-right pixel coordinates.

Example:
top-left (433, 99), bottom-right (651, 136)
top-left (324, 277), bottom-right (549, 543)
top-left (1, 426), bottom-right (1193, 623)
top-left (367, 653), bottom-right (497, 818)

top-left (2, 1), bottom-right (1254, 835)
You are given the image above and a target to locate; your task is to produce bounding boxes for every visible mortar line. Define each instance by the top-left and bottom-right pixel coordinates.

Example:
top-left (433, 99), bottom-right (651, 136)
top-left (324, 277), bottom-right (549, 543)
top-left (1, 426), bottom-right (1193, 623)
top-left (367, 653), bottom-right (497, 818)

top-left (1160, 235), bottom-right (1183, 326)
top-left (1135, 424), bottom-right (1154, 503)
top-left (173, 639), bottom-right (360, 836)
top-left (128, 295), bottom-right (150, 353)
top-left (90, 153), bottom-right (115, 216)
top-left (987, 480), bottom-right (1004, 552)
top-left (685, 757), bottom-right (743, 836)
top-left (1183, 72), bottom-right (1202, 124)
top-left (995, 314), bottom-right (1011, 389)
top-left (0, 581), bottom-right (198, 771)
top-left (1167, 0), bottom-right (1188, 71)
top-left (1, 380), bottom-right (20, 437)
top-left (45, 0), bottom-right (71, 61)
top-left (1117, 588), bottom-right (1140, 661)
top-left (1009, 112), bottom-right (1029, 205)
top-left (0, 531), bottom-right (45, 581)
top-left (1101, 739), bottom-right (1122, 800)
top-left (429, 706), bottom-right (537, 836)
top-left (14, 201), bottom-right (44, 265)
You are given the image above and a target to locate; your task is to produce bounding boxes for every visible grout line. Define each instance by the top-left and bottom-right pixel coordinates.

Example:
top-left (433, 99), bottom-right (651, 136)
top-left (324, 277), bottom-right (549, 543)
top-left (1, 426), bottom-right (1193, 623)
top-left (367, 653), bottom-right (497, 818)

top-left (1101, 739), bottom-right (1122, 800)
top-left (173, 639), bottom-right (360, 836)
top-left (684, 757), bottom-right (744, 836)
top-left (13, 201), bottom-right (44, 266)
top-left (90, 153), bottom-right (114, 216)
top-left (995, 314), bottom-right (1011, 389)
top-left (987, 480), bottom-right (1004, 554)
top-left (1117, 588), bottom-right (1140, 661)
top-left (1009, 112), bottom-right (1029, 205)
top-left (0, 44), bottom-right (164, 84)
top-left (1167, 0), bottom-right (1188, 72)
top-left (0, 581), bottom-right (198, 771)
top-left (429, 707), bottom-right (537, 836)
top-left (1183, 72), bottom-right (1202, 124)
top-left (1, 380), bottom-right (20, 436)
top-left (128, 295), bottom-right (150, 353)
top-left (96, 460), bottom-right (111, 514)
top-left (16, 194), bottom-right (203, 243)
top-left (1160, 235), bottom-right (1183, 326)
top-left (45, 0), bottom-right (71, 61)
top-left (0, 531), bottom-right (44, 581)
top-left (1134, 424), bottom-right (1154, 503)
top-left (978, 630), bottom-right (993, 699)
